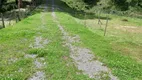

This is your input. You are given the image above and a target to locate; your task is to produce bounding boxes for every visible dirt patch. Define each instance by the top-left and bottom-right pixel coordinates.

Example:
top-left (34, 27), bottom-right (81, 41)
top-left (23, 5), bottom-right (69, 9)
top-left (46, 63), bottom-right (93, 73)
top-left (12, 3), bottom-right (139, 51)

top-left (115, 26), bottom-right (142, 33)
top-left (29, 36), bottom-right (49, 49)
top-left (8, 57), bottom-right (18, 64)
top-left (28, 71), bottom-right (46, 80)
top-left (25, 53), bottom-right (46, 80)
top-left (27, 3), bottom-right (49, 79)
top-left (25, 54), bottom-right (37, 59)
top-left (28, 57), bottom-right (46, 80)
top-left (112, 43), bottom-right (142, 62)
top-left (18, 68), bottom-right (23, 72)
top-left (34, 58), bottom-right (46, 69)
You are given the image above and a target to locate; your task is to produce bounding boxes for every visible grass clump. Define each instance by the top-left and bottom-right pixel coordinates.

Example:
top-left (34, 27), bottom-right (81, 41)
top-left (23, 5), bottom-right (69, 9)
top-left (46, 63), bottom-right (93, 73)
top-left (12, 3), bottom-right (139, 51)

top-left (27, 48), bottom-right (48, 57)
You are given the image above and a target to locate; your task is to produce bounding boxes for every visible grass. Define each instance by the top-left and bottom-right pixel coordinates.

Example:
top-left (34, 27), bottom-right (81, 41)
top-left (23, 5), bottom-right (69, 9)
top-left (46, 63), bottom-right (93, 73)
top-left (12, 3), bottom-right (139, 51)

top-left (35, 12), bottom-right (93, 80)
top-left (0, 4), bottom-right (93, 80)
top-left (78, 13), bottom-right (142, 62)
top-left (0, 0), bottom-right (142, 80)
top-left (57, 0), bottom-right (142, 63)
top-left (0, 12), bottom-right (41, 79)
top-left (55, 11), bottom-right (142, 80)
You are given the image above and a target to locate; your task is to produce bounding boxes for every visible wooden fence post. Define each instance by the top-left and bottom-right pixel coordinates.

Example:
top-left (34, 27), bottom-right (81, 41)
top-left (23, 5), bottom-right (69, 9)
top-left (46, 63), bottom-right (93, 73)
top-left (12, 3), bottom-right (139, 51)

top-left (15, 12), bottom-right (18, 23)
top-left (104, 14), bottom-right (109, 36)
top-left (98, 11), bottom-right (102, 28)
top-left (9, 11), bottom-right (11, 26)
top-left (98, 11), bottom-right (100, 24)
top-left (1, 13), bottom-right (5, 28)
top-left (18, 9), bottom-right (21, 21)
top-left (16, 11), bottom-right (21, 22)
top-left (84, 13), bottom-right (86, 26)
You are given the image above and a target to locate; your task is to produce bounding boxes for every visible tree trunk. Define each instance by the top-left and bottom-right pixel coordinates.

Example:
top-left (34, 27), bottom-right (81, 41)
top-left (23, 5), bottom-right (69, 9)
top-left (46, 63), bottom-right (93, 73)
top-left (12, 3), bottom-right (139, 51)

top-left (32, 0), bottom-right (36, 6)
top-left (1, 13), bottom-right (5, 28)
top-left (15, 0), bottom-right (18, 8)
top-left (18, 0), bottom-right (23, 8)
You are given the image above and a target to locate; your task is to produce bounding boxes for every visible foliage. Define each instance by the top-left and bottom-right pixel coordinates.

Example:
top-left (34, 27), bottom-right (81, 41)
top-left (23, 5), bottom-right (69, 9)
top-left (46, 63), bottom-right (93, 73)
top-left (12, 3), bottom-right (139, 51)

top-left (0, 0), bottom-right (7, 12)
top-left (61, 0), bottom-right (87, 11)
top-left (61, 0), bottom-right (142, 11)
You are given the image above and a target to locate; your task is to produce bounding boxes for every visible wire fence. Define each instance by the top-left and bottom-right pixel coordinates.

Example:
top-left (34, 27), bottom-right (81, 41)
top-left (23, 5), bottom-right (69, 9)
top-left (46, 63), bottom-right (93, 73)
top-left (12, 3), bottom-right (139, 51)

top-left (0, 0), bottom-right (43, 29)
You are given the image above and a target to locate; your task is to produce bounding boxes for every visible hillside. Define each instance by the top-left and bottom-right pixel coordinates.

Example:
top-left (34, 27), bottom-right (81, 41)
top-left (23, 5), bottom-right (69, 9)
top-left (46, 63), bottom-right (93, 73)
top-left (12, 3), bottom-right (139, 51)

top-left (0, 0), bottom-right (142, 80)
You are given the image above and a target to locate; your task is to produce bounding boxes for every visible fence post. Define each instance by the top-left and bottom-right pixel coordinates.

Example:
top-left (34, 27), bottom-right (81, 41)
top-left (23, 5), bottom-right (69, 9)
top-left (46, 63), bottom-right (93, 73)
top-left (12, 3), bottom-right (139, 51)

top-left (1, 13), bottom-right (5, 28)
top-left (98, 11), bottom-right (102, 28)
top-left (104, 14), bottom-right (109, 36)
top-left (18, 9), bottom-right (21, 21)
top-left (98, 11), bottom-right (100, 24)
top-left (15, 12), bottom-right (18, 23)
top-left (84, 13), bottom-right (86, 26)
top-left (9, 11), bottom-right (11, 26)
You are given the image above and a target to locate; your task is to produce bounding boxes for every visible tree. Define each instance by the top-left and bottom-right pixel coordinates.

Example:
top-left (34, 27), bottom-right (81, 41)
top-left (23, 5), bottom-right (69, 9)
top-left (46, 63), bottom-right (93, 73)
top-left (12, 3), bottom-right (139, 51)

top-left (108, 0), bottom-right (142, 11)
top-left (83, 0), bottom-right (100, 5)
top-left (15, 0), bottom-right (18, 5)
top-left (18, 0), bottom-right (23, 8)
top-left (0, 0), bottom-right (7, 12)
top-left (109, 0), bottom-right (129, 11)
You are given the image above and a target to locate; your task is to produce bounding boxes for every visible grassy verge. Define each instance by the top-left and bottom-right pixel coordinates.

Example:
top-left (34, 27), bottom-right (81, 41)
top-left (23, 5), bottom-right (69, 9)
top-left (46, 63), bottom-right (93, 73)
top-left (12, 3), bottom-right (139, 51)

top-left (0, 11), bottom-right (41, 79)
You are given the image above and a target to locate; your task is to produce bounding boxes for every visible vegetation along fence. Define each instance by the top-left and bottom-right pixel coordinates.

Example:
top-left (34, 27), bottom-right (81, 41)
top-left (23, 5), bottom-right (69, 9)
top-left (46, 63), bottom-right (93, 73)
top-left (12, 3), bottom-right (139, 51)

top-left (0, 0), bottom-right (43, 29)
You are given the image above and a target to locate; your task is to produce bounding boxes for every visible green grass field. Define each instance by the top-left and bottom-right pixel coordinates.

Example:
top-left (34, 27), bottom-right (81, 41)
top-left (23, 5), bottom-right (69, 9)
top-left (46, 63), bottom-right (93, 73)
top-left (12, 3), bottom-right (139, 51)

top-left (55, 11), bottom-right (142, 80)
top-left (79, 14), bottom-right (142, 62)
top-left (0, 0), bottom-right (142, 80)
top-left (0, 3), bottom-right (92, 80)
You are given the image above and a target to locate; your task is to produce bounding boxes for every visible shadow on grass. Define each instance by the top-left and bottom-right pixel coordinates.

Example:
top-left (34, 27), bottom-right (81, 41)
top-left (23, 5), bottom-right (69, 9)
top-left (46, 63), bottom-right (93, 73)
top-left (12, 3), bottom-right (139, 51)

top-left (53, 0), bottom-right (111, 20)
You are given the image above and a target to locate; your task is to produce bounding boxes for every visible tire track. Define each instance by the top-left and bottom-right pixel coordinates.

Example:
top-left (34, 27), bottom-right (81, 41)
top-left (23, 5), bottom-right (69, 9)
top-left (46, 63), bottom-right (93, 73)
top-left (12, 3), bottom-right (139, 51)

top-left (26, 2), bottom-right (49, 80)
top-left (51, 0), bottom-right (118, 79)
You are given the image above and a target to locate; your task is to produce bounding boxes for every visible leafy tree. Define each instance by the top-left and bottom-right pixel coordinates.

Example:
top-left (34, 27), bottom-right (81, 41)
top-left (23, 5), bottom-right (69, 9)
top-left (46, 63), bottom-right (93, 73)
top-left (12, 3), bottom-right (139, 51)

top-left (83, 0), bottom-right (100, 5)
top-left (0, 0), bottom-right (7, 12)
top-left (18, 0), bottom-right (23, 8)
top-left (109, 0), bottom-right (129, 11)
top-left (62, 0), bottom-right (87, 11)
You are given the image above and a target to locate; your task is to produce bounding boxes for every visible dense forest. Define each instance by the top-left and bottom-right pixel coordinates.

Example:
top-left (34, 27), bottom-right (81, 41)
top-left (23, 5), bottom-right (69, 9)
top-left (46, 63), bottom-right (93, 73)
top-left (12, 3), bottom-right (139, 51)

top-left (1, 0), bottom-right (142, 11)
top-left (62, 0), bottom-right (142, 15)
top-left (1, 0), bottom-right (142, 14)
top-left (0, 0), bottom-right (39, 13)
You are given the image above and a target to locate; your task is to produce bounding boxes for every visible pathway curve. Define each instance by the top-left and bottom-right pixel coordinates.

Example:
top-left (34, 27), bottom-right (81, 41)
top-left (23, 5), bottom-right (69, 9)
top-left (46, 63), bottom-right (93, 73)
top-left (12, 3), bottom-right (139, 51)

top-left (51, 0), bottom-right (118, 79)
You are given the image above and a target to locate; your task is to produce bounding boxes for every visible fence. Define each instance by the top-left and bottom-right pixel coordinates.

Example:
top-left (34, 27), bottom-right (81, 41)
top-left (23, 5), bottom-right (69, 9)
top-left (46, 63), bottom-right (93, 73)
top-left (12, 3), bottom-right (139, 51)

top-left (0, 0), bottom-right (43, 29)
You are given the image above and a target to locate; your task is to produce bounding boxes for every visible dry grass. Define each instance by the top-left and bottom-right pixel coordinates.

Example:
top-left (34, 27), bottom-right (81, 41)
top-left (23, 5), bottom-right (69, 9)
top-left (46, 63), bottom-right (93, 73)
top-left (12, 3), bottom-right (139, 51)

top-left (77, 14), bottom-right (142, 62)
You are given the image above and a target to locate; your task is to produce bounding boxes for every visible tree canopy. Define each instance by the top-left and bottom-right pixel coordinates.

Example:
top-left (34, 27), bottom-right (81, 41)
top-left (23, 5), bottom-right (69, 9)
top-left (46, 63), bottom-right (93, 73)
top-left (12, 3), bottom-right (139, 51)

top-left (62, 0), bottom-right (142, 11)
